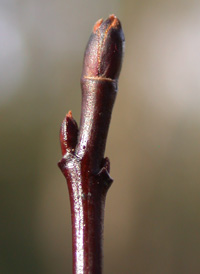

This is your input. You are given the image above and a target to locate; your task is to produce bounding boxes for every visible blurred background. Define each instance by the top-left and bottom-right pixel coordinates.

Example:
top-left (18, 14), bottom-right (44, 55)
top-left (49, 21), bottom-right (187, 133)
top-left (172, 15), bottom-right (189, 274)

top-left (1, 0), bottom-right (200, 273)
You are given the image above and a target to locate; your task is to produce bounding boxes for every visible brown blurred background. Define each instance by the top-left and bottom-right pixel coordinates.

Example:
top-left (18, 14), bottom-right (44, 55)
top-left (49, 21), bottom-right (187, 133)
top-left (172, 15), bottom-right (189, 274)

top-left (1, 0), bottom-right (200, 273)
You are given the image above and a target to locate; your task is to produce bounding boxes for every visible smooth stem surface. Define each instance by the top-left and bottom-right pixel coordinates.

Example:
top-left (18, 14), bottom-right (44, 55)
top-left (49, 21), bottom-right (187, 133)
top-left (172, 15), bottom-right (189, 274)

top-left (58, 14), bottom-right (125, 274)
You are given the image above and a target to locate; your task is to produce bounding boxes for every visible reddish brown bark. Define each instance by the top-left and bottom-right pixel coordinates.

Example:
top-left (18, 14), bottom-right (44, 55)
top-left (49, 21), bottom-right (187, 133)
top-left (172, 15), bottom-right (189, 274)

top-left (58, 14), bottom-right (125, 274)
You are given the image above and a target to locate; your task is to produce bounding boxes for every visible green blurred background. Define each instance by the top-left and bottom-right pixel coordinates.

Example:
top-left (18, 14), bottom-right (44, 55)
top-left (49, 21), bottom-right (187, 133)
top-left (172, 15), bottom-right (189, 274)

top-left (1, 0), bottom-right (200, 273)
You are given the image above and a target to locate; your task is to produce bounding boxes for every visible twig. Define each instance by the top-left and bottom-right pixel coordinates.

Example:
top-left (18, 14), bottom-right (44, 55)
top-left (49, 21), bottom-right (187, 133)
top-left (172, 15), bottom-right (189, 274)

top-left (58, 14), bottom-right (125, 274)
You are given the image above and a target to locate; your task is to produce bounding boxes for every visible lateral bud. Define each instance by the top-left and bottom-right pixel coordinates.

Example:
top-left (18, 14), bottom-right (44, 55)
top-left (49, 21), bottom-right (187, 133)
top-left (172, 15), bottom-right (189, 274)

top-left (82, 14), bottom-right (125, 80)
top-left (97, 157), bottom-right (113, 191)
top-left (59, 110), bottom-right (78, 156)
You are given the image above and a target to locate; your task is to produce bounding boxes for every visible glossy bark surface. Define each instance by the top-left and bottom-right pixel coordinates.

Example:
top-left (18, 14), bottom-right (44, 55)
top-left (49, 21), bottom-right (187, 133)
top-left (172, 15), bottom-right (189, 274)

top-left (58, 14), bottom-right (124, 274)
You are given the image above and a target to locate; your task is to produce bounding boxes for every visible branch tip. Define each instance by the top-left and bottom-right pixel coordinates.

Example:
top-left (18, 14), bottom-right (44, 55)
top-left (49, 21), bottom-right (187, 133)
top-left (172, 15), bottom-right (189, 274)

top-left (58, 15), bottom-right (125, 273)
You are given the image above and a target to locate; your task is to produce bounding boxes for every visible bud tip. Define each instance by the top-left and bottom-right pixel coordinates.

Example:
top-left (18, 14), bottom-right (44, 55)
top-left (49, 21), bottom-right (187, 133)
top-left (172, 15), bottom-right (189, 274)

top-left (67, 110), bottom-right (73, 118)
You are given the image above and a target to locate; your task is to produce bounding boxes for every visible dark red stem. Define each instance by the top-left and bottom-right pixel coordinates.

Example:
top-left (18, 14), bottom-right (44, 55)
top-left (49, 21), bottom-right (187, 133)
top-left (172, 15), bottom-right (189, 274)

top-left (58, 14), bottom-right (124, 274)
